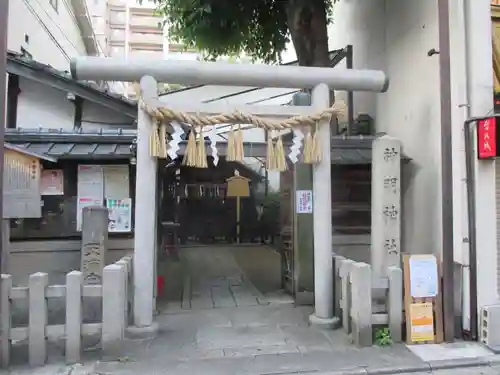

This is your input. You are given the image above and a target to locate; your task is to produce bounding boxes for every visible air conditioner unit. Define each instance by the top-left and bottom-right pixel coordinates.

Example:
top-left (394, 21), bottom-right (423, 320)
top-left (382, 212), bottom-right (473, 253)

top-left (480, 305), bottom-right (500, 350)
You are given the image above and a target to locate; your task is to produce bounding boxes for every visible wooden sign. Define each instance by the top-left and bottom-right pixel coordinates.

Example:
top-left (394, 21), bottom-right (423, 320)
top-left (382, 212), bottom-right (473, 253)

top-left (226, 170), bottom-right (250, 243)
top-left (226, 172), bottom-right (250, 197)
top-left (3, 149), bottom-right (42, 219)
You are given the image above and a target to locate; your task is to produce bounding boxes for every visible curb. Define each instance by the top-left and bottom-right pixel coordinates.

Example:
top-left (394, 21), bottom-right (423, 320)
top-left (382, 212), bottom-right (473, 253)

top-left (290, 354), bottom-right (500, 375)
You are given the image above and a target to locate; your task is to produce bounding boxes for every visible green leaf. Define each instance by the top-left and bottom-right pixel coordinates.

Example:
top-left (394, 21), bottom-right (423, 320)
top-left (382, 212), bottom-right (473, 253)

top-left (149, 0), bottom-right (337, 64)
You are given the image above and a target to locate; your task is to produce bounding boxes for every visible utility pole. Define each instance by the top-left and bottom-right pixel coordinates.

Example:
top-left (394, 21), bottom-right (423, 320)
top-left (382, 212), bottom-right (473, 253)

top-left (0, 0), bottom-right (8, 275)
top-left (437, 0), bottom-right (455, 341)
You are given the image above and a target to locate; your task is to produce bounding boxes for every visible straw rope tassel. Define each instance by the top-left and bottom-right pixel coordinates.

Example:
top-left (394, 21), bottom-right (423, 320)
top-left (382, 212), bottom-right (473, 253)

top-left (196, 126), bottom-right (208, 168)
top-left (159, 123), bottom-right (168, 159)
top-left (266, 133), bottom-right (276, 170)
top-left (149, 121), bottom-right (161, 157)
top-left (183, 128), bottom-right (197, 166)
top-left (274, 135), bottom-right (287, 172)
top-left (234, 125), bottom-right (244, 161)
top-left (227, 125), bottom-right (236, 161)
top-left (312, 121), bottom-right (322, 163)
top-left (303, 128), bottom-right (313, 164)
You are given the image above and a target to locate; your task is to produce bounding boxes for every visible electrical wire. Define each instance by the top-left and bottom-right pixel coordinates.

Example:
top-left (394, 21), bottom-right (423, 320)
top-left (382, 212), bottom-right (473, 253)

top-left (21, 0), bottom-right (70, 62)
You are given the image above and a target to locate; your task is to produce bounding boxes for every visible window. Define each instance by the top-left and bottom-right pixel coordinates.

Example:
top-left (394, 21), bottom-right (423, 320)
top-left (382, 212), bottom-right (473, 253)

top-left (331, 165), bottom-right (371, 234)
top-left (109, 10), bottom-right (126, 25)
top-left (110, 29), bottom-right (126, 42)
top-left (110, 46), bottom-right (125, 57)
top-left (49, 0), bottom-right (58, 12)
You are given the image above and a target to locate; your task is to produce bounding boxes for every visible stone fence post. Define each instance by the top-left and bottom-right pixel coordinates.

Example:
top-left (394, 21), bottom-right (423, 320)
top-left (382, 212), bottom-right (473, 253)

top-left (350, 263), bottom-right (372, 347)
top-left (102, 264), bottom-right (126, 357)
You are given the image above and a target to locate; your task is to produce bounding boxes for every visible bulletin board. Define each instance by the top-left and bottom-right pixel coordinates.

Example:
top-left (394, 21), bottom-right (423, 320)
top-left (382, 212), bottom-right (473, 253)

top-left (403, 254), bottom-right (444, 344)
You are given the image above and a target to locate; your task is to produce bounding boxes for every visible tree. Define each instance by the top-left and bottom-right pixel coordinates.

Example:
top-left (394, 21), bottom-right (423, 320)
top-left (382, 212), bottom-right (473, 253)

top-left (152, 0), bottom-right (337, 67)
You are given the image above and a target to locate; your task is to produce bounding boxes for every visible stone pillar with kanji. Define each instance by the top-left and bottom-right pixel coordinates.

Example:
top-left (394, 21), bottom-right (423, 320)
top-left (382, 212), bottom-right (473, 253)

top-left (370, 135), bottom-right (402, 279)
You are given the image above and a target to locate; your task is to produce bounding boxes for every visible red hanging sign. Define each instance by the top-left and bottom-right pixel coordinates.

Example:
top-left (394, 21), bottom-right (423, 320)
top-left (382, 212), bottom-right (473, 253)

top-left (477, 117), bottom-right (497, 159)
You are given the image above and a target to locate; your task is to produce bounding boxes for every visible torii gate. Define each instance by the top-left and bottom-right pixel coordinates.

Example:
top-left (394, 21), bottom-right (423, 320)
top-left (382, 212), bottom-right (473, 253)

top-left (70, 57), bottom-right (389, 335)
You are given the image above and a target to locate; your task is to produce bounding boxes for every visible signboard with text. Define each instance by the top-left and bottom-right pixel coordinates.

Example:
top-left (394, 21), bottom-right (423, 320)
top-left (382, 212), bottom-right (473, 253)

top-left (477, 117), bottom-right (497, 159)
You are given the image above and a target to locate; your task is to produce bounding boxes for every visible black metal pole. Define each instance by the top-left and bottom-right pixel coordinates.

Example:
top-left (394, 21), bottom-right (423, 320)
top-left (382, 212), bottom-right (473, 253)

top-left (463, 118), bottom-right (481, 341)
top-left (0, 0), bottom-right (9, 276)
top-left (346, 45), bottom-right (354, 135)
top-left (438, 0), bottom-right (455, 341)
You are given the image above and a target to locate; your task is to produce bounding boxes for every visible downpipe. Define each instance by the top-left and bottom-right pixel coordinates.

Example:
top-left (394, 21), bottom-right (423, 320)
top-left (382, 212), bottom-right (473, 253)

top-left (463, 116), bottom-right (489, 340)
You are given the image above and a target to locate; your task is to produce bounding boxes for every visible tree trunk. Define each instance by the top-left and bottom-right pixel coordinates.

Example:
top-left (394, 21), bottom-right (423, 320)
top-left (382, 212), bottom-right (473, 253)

top-left (286, 0), bottom-right (331, 67)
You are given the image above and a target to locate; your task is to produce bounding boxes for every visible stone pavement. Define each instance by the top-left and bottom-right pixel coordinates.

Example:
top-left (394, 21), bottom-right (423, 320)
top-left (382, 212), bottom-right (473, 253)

top-left (5, 246), bottom-right (500, 374)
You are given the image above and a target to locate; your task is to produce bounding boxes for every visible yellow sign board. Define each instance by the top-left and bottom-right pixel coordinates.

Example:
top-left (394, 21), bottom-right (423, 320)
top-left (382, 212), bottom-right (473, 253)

top-left (409, 303), bottom-right (434, 342)
top-left (226, 174), bottom-right (250, 198)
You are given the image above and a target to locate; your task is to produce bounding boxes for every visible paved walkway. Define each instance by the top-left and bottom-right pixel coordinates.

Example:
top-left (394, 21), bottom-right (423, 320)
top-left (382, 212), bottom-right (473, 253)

top-left (5, 246), bottom-right (500, 374)
top-left (161, 246), bottom-right (279, 312)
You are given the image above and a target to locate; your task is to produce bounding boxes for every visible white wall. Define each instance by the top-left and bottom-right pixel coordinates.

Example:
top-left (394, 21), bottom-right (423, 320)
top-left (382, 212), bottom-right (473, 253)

top-left (16, 79), bottom-right (75, 129)
top-left (16, 79), bottom-right (134, 131)
top-left (328, 0), bottom-right (499, 316)
top-left (329, 0), bottom-right (443, 257)
top-left (8, 0), bottom-right (87, 71)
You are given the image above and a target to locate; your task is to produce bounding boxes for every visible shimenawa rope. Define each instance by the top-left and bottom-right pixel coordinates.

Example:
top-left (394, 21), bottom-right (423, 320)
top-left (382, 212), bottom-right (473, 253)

top-left (142, 100), bottom-right (347, 170)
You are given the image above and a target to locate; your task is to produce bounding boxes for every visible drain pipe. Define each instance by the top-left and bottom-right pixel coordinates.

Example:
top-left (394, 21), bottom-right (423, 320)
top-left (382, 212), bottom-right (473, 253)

top-left (463, 116), bottom-right (488, 341)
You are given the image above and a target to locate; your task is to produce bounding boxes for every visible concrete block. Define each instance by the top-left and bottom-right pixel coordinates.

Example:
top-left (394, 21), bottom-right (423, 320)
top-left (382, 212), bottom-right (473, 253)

top-left (81, 206), bottom-right (109, 285)
top-left (350, 263), bottom-right (372, 347)
top-left (339, 259), bottom-right (354, 333)
top-left (333, 255), bottom-right (346, 318)
top-left (1, 274), bottom-right (12, 368)
top-left (29, 272), bottom-right (49, 366)
top-left (65, 271), bottom-right (83, 364)
top-left (102, 264), bottom-right (126, 357)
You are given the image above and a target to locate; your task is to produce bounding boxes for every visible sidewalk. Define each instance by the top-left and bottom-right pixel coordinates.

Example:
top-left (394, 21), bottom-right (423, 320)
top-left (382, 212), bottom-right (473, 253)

top-left (6, 302), bottom-right (500, 375)
top-left (6, 246), bottom-right (499, 374)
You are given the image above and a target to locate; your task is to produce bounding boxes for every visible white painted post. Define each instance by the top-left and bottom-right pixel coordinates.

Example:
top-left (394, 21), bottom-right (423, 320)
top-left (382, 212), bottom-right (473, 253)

top-left (115, 258), bottom-right (130, 327)
top-left (102, 264), bottom-right (126, 356)
top-left (370, 136), bottom-right (402, 279)
top-left (387, 266), bottom-right (403, 342)
top-left (65, 271), bottom-right (83, 364)
top-left (1, 274), bottom-right (12, 368)
top-left (309, 83), bottom-right (335, 328)
top-left (29, 272), bottom-right (48, 366)
top-left (350, 263), bottom-right (372, 347)
top-left (133, 76), bottom-right (158, 329)
top-left (340, 259), bottom-right (354, 334)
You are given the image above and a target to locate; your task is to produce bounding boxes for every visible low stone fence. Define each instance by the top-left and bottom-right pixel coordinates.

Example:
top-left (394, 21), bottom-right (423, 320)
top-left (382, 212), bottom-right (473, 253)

top-left (0, 255), bottom-right (133, 368)
top-left (333, 255), bottom-right (403, 347)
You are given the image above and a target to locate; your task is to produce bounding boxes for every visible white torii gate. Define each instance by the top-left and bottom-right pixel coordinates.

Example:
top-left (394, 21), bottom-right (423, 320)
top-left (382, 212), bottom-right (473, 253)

top-left (71, 57), bottom-right (389, 335)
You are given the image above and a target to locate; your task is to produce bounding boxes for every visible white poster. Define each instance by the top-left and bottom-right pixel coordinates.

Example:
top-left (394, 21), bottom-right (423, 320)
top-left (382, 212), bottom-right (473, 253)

top-left (409, 255), bottom-right (439, 298)
top-left (103, 165), bottom-right (130, 199)
top-left (296, 190), bottom-right (313, 214)
top-left (77, 165), bottom-right (104, 231)
top-left (106, 198), bottom-right (132, 233)
top-left (77, 165), bottom-right (104, 201)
